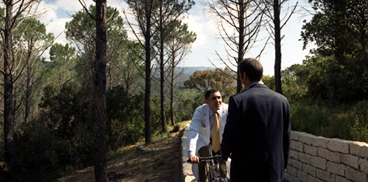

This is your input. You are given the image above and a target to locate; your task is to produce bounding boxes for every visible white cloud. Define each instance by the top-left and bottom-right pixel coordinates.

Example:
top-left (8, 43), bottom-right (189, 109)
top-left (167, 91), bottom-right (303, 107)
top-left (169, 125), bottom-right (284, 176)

top-left (36, 1), bottom-right (58, 26)
top-left (182, 12), bottom-right (217, 49)
top-left (55, 0), bottom-right (127, 15)
top-left (47, 18), bottom-right (71, 45)
top-left (55, 0), bottom-right (94, 13)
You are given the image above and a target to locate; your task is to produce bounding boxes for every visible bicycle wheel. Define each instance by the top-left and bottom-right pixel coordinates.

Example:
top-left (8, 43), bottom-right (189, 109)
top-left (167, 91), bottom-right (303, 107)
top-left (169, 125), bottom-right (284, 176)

top-left (207, 160), bottom-right (217, 182)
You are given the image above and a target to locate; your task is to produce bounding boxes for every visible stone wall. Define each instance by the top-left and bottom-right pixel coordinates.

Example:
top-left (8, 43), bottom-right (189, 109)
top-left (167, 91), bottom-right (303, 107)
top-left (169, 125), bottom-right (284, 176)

top-left (285, 131), bottom-right (368, 182)
top-left (181, 123), bottom-right (368, 182)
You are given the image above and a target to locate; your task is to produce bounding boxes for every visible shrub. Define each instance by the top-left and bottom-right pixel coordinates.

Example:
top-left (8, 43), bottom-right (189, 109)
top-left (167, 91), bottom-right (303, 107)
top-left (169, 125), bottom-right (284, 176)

top-left (291, 99), bottom-right (368, 143)
top-left (291, 102), bottom-right (329, 136)
top-left (179, 92), bottom-right (203, 121)
top-left (12, 82), bottom-right (95, 181)
top-left (106, 85), bottom-right (145, 150)
top-left (171, 124), bottom-right (180, 133)
top-left (350, 101), bottom-right (368, 143)
top-left (14, 121), bottom-right (69, 182)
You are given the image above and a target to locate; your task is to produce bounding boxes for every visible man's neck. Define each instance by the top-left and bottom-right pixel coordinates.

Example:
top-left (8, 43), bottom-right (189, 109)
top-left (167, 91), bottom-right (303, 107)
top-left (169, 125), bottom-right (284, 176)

top-left (248, 80), bottom-right (263, 88)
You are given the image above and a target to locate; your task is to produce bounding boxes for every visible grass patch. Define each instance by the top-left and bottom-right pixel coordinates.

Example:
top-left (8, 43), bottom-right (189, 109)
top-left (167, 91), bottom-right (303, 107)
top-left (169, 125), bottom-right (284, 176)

top-left (107, 145), bottom-right (136, 161)
top-left (124, 160), bottom-right (138, 166)
top-left (291, 99), bottom-right (368, 143)
top-left (155, 156), bottom-right (166, 166)
top-left (107, 120), bottom-right (189, 163)
top-left (171, 124), bottom-right (181, 133)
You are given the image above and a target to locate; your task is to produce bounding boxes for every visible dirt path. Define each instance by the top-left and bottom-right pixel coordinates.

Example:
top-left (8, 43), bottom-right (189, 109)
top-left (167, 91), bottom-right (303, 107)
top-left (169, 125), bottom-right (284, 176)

top-left (58, 126), bottom-right (185, 182)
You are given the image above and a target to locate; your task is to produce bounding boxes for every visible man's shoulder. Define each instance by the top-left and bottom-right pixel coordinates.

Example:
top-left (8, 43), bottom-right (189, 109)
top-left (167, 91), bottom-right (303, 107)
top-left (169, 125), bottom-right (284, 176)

top-left (197, 103), bottom-right (208, 109)
top-left (231, 90), bottom-right (248, 100)
top-left (230, 86), bottom-right (286, 102)
top-left (220, 102), bottom-right (228, 111)
top-left (194, 104), bottom-right (209, 112)
top-left (265, 88), bottom-right (289, 102)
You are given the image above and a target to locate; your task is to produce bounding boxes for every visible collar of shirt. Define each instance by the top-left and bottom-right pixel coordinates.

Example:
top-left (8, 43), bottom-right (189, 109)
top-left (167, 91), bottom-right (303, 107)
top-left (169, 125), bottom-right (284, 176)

top-left (249, 81), bottom-right (264, 88)
top-left (209, 109), bottom-right (215, 118)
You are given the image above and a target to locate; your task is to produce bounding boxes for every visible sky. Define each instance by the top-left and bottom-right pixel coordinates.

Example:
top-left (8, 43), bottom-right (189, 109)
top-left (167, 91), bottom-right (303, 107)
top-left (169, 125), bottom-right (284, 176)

top-left (37, 0), bottom-right (315, 76)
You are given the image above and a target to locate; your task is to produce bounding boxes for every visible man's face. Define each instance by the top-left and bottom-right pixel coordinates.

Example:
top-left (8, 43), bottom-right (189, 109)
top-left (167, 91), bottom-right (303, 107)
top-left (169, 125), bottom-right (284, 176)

top-left (205, 91), bottom-right (222, 112)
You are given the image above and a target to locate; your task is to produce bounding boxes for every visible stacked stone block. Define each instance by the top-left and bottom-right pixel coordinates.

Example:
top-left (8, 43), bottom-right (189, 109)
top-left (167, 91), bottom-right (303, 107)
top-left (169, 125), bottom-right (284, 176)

top-left (285, 131), bottom-right (368, 182)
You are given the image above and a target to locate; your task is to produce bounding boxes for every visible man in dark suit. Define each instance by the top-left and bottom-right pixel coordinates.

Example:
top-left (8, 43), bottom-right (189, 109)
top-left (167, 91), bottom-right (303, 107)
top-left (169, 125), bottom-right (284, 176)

top-left (221, 58), bottom-right (291, 182)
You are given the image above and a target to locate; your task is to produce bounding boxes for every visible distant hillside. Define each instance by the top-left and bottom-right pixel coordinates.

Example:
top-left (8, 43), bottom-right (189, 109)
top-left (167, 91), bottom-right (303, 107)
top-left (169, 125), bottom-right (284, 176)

top-left (150, 66), bottom-right (216, 96)
top-left (178, 66), bottom-right (215, 76)
top-left (151, 66), bottom-right (215, 88)
top-left (175, 66), bottom-right (215, 85)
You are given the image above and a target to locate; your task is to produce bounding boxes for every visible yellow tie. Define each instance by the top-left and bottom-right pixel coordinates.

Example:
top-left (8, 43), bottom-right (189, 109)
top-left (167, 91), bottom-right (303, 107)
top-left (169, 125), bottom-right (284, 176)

top-left (212, 112), bottom-right (220, 153)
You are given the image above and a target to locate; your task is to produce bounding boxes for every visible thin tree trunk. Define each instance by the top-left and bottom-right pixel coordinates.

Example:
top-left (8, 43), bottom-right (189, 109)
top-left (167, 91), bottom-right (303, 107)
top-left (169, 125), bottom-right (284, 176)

top-left (274, 0), bottom-right (282, 94)
top-left (3, 0), bottom-right (16, 181)
top-left (159, 2), bottom-right (167, 132)
top-left (237, 0), bottom-right (245, 93)
top-left (170, 53), bottom-right (175, 126)
top-left (145, 0), bottom-right (153, 145)
top-left (25, 40), bottom-right (33, 123)
top-left (94, 0), bottom-right (108, 181)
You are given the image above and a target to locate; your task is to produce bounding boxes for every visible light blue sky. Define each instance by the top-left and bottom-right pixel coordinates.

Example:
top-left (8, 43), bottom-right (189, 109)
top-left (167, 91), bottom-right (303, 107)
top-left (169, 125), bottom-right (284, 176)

top-left (40, 0), bottom-right (315, 76)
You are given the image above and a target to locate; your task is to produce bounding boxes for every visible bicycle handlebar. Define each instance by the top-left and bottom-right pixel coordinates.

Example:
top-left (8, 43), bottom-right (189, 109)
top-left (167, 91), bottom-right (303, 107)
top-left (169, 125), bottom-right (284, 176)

top-left (187, 155), bottom-right (222, 163)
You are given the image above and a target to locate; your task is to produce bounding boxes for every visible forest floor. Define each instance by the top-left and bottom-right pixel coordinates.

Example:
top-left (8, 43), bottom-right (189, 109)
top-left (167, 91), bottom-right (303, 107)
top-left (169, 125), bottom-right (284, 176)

top-left (58, 121), bottom-right (189, 182)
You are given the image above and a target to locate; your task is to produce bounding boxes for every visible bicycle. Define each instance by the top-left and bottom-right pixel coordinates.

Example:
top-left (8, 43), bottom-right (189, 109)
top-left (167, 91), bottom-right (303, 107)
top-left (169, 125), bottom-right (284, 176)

top-left (188, 155), bottom-right (228, 182)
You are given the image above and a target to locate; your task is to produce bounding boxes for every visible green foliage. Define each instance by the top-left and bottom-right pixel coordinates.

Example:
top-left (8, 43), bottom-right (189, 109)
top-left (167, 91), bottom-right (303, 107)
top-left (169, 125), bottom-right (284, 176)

top-left (303, 55), bottom-right (368, 103)
top-left (290, 100), bottom-right (330, 136)
top-left (49, 43), bottom-right (77, 64)
top-left (178, 90), bottom-right (203, 121)
top-left (350, 101), bottom-right (368, 143)
top-left (262, 75), bottom-right (275, 90)
top-left (106, 85), bottom-right (145, 150)
top-left (300, 0), bottom-right (368, 103)
top-left (10, 83), bottom-right (150, 181)
top-left (291, 99), bottom-right (368, 142)
top-left (184, 68), bottom-right (236, 100)
top-left (150, 95), bottom-right (163, 133)
top-left (263, 70), bottom-right (307, 102)
top-left (12, 82), bottom-right (93, 181)
top-left (65, 5), bottom-right (127, 44)
top-left (302, 0), bottom-right (361, 57)
top-left (165, 20), bottom-right (197, 47)
top-left (172, 124), bottom-right (180, 133)
top-left (14, 121), bottom-right (70, 182)
top-left (14, 18), bottom-right (54, 46)
top-left (155, 156), bottom-right (166, 166)
top-left (282, 75), bottom-right (307, 101)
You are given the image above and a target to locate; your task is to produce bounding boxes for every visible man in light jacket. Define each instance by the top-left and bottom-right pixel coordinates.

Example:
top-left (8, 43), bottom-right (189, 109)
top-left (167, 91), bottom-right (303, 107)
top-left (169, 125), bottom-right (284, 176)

top-left (187, 88), bottom-right (229, 181)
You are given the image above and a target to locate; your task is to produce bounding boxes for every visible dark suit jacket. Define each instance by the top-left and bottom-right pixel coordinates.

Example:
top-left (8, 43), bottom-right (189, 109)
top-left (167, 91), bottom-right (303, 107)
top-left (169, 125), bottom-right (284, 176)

top-left (221, 84), bottom-right (291, 182)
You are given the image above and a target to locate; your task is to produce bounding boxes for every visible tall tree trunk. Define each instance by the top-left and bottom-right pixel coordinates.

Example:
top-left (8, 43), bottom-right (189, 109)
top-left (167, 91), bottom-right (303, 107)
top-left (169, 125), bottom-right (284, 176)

top-left (159, 2), bottom-right (167, 132)
top-left (3, 1), bottom-right (16, 181)
top-left (25, 40), bottom-right (33, 123)
top-left (94, 0), bottom-right (108, 181)
top-left (145, 0), bottom-right (153, 145)
top-left (274, 0), bottom-right (282, 94)
top-left (237, 0), bottom-right (245, 93)
top-left (170, 53), bottom-right (175, 126)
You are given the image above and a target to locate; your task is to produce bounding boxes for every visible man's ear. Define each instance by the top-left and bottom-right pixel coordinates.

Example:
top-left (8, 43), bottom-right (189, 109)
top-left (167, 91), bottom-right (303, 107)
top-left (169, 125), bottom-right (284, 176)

top-left (242, 72), bottom-right (247, 80)
top-left (204, 99), bottom-right (208, 104)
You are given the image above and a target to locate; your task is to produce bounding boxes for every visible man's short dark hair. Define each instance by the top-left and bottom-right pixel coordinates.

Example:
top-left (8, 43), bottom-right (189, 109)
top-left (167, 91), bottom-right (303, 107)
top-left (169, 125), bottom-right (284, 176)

top-left (205, 88), bottom-right (220, 100)
top-left (239, 58), bottom-right (263, 82)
